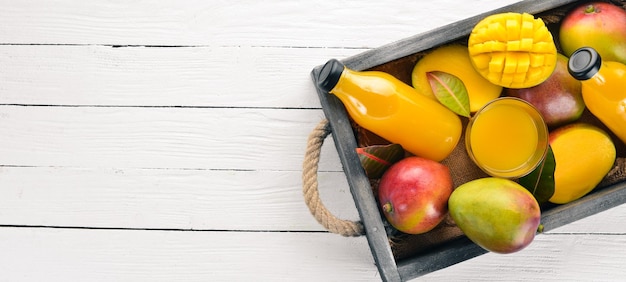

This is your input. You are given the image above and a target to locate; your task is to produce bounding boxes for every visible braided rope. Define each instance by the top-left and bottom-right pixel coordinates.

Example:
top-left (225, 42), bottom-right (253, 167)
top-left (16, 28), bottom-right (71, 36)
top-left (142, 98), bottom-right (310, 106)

top-left (302, 119), bottom-right (365, 237)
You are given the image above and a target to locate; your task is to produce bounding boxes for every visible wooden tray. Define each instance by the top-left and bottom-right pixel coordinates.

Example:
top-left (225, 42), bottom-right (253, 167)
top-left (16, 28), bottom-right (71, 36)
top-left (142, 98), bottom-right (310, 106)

top-left (310, 0), bottom-right (626, 281)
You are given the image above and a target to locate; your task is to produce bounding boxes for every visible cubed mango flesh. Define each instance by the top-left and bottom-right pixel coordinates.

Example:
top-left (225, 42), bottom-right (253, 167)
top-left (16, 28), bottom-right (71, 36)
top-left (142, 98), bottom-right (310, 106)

top-left (468, 12), bottom-right (557, 88)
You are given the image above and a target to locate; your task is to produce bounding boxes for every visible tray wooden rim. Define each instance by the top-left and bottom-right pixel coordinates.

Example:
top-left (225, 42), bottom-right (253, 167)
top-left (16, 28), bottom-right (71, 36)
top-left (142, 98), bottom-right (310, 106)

top-left (311, 0), bottom-right (626, 281)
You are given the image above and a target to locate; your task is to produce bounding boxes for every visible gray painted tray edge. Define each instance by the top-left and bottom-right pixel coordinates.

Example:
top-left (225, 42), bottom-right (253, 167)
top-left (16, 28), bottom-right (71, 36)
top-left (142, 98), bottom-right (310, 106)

top-left (310, 0), bottom-right (625, 281)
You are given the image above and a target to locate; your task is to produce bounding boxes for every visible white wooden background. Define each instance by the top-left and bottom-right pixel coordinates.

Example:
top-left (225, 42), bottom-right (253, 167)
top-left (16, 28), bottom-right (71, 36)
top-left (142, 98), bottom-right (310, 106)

top-left (1, 0), bottom-right (625, 281)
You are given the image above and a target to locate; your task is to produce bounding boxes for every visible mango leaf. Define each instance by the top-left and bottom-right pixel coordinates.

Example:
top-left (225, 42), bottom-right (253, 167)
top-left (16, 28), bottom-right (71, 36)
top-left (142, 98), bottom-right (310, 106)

top-left (356, 144), bottom-right (405, 179)
top-left (427, 71), bottom-right (471, 118)
top-left (519, 145), bottom-right (556, 203)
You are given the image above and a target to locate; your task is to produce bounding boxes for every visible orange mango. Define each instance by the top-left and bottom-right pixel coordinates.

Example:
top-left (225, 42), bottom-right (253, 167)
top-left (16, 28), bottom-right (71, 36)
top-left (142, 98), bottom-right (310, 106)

top-left (549, 123), bottom-right (616, 204)
top-left (412, 44), bottom-right (502, 112)
top-left (468, 12), bottom-right (557, 88)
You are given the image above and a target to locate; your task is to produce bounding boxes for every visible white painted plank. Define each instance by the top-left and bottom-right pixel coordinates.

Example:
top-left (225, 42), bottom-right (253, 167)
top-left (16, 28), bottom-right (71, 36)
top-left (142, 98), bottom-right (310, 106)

top-left (0, 0), bottom-right (624, 281)
top-left (1, 162), bottom-right (619, 233)
top-left (0, 167), bottom-right (358, 231)
top-left (422, 233), bottom-right (626, 281)
top-left (0, 45), bottom-right (364, 108)
top-left (0, 164), bottom-right (624, 234)
top-left (1, 227), bottom-right (625, 282)
top-left (0, 0), bottom-right (520, 47)
top-left (546, 202), bottom-right (626, 234)
top-left (0, 106), bottom-right (342, 171)
top-left (0, 228), bottom-right (379, 281)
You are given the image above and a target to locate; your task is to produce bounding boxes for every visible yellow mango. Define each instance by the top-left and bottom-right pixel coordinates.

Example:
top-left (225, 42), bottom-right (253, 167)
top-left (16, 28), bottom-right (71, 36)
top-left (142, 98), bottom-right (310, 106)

top-left (549, 123), bottom-right (616, 204)
top-left (412, 44), bottom-right (502, 112)
top-left (468, 12), bottom-right (557, 88)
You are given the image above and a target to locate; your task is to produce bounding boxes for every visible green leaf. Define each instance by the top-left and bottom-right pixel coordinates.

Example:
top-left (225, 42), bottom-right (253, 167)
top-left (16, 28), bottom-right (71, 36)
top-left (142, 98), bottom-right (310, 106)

top-left (356, 144), bottom-right (405, 179)
top-left (519, 145), bottom-right (556, 203)
top-left (427, 71), bottom-right (471, 118)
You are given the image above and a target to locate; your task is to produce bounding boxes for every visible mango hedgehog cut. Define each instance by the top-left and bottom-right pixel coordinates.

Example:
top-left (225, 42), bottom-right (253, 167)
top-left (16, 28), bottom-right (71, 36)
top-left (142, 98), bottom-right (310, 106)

top-left (468, 12), bottom-right (557, 88)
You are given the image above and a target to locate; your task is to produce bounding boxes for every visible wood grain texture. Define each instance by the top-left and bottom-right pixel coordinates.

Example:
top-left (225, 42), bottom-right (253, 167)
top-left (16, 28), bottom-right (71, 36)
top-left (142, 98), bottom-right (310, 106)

top-left (0, 106), bottom-right (342, 171)
top-left (546, 202), bottom-right (626, 234)
top-left (421, 233), bottom-right (626, 281)
top-left (0, 45), bottom-right (363, 108)
top-left (0, 228), bottom-right (625, 282)
top-left (0, 0), bottom-right (624, 281)
top-left (0, 228), bottom-right (379, 281)
top-left (0, 0), bottom-right (520, 47)
top-left (0, 167), bottom-right (358, 231)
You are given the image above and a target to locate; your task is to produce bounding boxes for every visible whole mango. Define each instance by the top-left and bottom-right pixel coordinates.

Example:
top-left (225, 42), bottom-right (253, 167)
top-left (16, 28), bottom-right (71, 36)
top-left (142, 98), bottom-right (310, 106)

top-left (505, 53), bottom-right (584, 127)
top-left (449, 177), bottom-right (541, 254)
top-left (548, 123), bottom-right (616, 204)
top-left (412, 44), bottom-right (503, 113)
top-left (378, 157), bottom-right (453, 234)
top-left (560, 2), bottom-right (626, 65)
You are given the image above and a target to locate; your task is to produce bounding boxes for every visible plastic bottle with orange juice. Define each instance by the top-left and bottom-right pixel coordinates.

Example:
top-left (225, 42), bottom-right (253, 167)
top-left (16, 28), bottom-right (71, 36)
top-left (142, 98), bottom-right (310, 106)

top-left (316, 59), bottom-right (462, 162)
top-left (568, 47), bottom-right (626, 145)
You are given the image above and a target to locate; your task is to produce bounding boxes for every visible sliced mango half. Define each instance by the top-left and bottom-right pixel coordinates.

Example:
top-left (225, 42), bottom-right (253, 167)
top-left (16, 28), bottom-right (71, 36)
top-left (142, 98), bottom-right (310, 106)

top-left (468, 12), bottom-right (557, 88)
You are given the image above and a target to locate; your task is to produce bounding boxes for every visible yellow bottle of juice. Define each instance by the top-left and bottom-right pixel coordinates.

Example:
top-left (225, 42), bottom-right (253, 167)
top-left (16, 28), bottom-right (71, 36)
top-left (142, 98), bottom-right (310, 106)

top-left (316, 59), bottom-right (462, 162)
top-left (568, 47), bottom-right (626, 145)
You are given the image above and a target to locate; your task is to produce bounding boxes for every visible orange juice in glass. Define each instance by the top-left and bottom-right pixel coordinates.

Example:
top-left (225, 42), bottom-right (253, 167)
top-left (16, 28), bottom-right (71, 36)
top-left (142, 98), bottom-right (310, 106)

top-left (466, 97), bottom-right (548, 178)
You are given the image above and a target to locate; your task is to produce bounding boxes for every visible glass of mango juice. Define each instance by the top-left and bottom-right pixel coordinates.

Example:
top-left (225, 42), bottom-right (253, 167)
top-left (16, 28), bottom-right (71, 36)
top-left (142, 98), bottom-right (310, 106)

top-left (466, 97), bottom-right (549, 179)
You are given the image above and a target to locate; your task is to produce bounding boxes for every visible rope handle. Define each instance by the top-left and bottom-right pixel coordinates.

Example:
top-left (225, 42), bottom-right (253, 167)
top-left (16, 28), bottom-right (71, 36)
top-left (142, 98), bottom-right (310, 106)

top-left (302, 119), bottom-right (365, 237)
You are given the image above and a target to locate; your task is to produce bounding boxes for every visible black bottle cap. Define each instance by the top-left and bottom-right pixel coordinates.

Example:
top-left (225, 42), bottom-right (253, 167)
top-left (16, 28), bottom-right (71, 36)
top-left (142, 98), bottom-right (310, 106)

top-left (568, 47), bottom-right (602, 80)
top-left (317, 59), bottom-right (345, 92)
